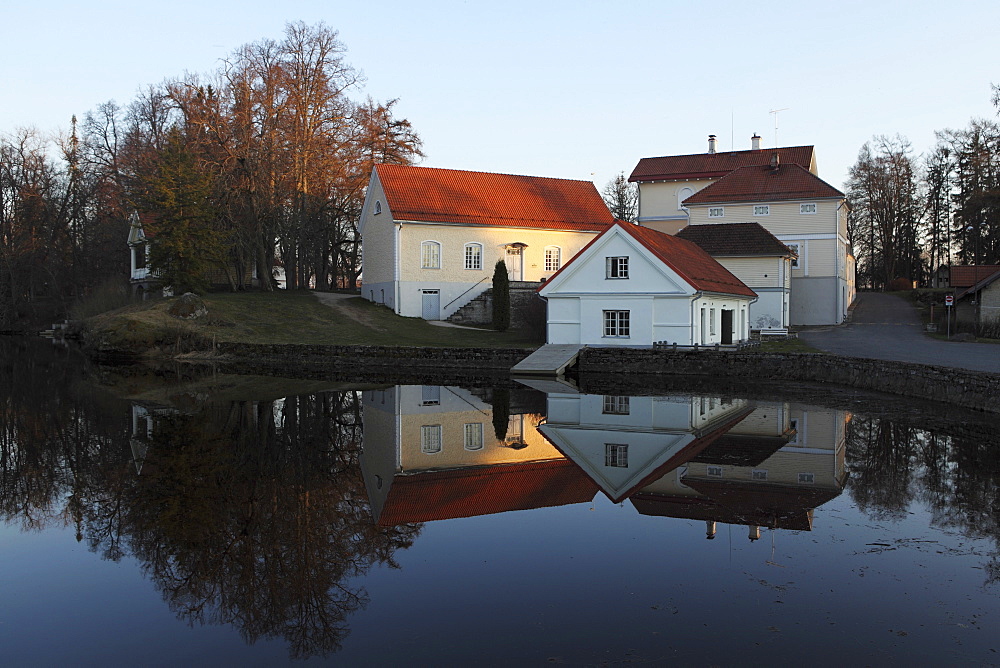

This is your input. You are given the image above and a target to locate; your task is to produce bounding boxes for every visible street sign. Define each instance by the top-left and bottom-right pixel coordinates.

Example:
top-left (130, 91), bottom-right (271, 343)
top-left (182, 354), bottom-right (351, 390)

top-left (945, 295), bottom-right (954, 307)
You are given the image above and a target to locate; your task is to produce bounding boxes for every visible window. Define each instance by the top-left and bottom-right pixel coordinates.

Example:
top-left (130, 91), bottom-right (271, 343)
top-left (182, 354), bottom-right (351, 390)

top-left (464, 243), bottom-right (482, 270)
top-left (800, 202), bottom-right (817, 214)
top-left (374, 200), bottom-right (382, 215)
top-left (787, 243), bottom-right (800, 269)
top-left (602, 396), bottom-right (630, 415)
top-left (707, 465), bottom-right (723, 477)
top-left (752, 469), bottom-right (768, 481)
top-left (708, 207), bottom-right (724, 218)
top-left (421, 241), bottom-right (441, 269)
top-left (678, 186), bottom-right (694, 211)
top-left (134, 244), bottom-right (147, 269)
top-left (709, 308), bottom-right (716, 336)
top-left (605, 443), bottom-right (629, 468)
top-left (420, 425), bottom-right (442, 454)
top-left (544, 246), bottom-right (561, 272)
top-left (421, 385), bottom-right (440, 406)
top-left (753, 205), bottom-right (770, 216)
top-left (606, 256), bottom-right (629, 279)
top-left (798, 473), bottom-right (815, 484)
top-left (464, 423), bottom-right (484, 451)
top-left (603, 310), bottom-right (630, 338)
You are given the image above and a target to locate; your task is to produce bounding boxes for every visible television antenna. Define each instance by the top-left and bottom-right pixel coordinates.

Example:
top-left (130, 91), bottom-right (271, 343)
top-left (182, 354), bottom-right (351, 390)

top-left (769, 108), bottom-right (789, 147)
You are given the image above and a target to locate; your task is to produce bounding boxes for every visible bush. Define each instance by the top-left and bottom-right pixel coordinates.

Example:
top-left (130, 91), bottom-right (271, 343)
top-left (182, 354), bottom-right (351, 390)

top-left (492, 260), bottom-right (510, 331)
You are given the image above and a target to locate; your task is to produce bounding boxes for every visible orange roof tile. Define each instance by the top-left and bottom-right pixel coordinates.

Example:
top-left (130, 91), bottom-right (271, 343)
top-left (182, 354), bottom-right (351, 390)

top-left (375, 164), bottom-right (615, 231)
top-left (629, 146), bottom-right (815, 182)
top-left (949, 265), bottom-right (1000, 289)
top-left (682, 163), bottom-right (843, 205)
top-left (375, 459), bottom-right (597, 526)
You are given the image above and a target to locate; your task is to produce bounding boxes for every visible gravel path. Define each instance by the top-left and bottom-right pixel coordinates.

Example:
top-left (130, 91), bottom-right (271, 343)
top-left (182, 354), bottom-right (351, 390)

top-left (798, 293), bottom-right (1000, 374)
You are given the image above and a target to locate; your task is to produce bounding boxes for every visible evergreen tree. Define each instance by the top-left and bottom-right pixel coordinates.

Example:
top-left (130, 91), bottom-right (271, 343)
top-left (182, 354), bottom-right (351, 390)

top-left (492, 260), bottom-right (510, 331)
top-left (137, 127), bottom-right (223, 294)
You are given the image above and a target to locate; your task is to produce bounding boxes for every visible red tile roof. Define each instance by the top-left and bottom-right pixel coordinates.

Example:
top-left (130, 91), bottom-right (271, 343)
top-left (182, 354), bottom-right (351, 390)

top-left (682, 163), bottom-right (844, 205)
top-left (375, 164), bottom-right (615, 231)
top-left (676, 223), bottom-right (795, 257)
top-left (623, 223), bottom-right (758, 297)
top-left (629, 146), bottom-right (815, 183)
top-left (955, 268), bottom-right (1000, 299)
top-left (540, 222), bottom-right (757, 298)
top-left (375, 459), bottom-right (597, 526)
top-left (949, 265), bottom-right (1000, 289)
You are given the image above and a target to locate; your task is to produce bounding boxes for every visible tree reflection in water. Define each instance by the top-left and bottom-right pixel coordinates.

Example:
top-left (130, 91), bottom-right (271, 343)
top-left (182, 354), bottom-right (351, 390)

top-left (846, 415), bottom-right (1000, 585)
top-left (0, 341), bottom-right (419, 658)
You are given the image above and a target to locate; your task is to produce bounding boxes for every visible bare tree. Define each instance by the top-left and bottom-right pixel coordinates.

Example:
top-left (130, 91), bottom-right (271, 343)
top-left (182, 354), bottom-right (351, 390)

top-left (602, 172), bottom-right (637, 222)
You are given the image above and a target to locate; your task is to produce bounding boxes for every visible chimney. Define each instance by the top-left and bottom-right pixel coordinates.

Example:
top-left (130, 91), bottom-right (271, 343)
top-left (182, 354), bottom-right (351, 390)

top-left (751, 133), bottom-right (761, 150)
top-left (708, 134), bottom-right (717, 154)
top-left (770, 152), bottom-right (780, 170)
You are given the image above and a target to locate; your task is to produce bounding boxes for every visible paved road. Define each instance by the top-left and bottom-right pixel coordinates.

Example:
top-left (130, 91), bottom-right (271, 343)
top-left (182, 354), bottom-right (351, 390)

top-left (798, 293), bottom-right (1000, 374)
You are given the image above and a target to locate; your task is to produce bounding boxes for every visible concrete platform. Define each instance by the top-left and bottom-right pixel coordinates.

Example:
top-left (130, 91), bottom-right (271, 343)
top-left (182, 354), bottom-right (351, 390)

top-left (511, 344), bottom-right (583, 376)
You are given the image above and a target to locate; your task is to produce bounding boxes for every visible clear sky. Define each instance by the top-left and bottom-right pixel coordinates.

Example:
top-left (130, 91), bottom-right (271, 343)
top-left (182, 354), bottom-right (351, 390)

top-left (2, 0), bottom-right (998, 193)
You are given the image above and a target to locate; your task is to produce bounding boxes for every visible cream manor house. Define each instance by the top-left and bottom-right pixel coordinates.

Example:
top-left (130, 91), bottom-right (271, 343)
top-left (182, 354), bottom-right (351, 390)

top-left (358, 164), bottom-right (614, 320)
top-left (629, 135), bottom-right (855, 326)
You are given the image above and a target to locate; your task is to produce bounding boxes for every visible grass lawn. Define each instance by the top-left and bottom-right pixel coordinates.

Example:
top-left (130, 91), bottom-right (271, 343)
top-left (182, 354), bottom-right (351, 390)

top-left (756, 337), bottom-right (823, 353)
top-left (84, 290), bottom-right (544, 351)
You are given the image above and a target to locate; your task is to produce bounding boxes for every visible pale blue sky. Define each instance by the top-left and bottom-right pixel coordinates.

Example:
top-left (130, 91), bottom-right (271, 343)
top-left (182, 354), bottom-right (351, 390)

top-left (2, 0), bottom-right (997, 192)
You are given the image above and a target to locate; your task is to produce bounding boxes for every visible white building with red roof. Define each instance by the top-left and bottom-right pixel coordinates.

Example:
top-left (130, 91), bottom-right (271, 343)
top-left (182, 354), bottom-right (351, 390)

top-left (359, 164), bottom-right (614, 319)
top-left (538, 221), bottom-right (756, 347)
top-left (630, 135), bottom-right (854, 325)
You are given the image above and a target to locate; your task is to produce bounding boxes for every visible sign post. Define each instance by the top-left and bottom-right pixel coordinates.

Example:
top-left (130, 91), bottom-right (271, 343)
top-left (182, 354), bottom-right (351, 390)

top-left (945, 294), bottom-right (954, 338)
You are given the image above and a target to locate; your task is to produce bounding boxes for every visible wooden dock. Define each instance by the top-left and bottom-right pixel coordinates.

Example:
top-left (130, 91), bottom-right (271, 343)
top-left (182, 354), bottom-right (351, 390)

top-left (511, 344), bottom-right (583, 376)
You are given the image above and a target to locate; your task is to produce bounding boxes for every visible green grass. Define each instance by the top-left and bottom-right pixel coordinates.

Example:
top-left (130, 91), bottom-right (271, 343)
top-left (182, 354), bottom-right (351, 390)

top-left (84, 290), bottom-right (543, 352)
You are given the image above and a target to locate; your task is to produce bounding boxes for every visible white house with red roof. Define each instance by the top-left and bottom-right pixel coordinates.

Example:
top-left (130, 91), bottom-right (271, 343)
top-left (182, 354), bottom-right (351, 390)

top-left (629, 135), bottom-right (854, 325)
top-left (359, 164), bottom-right (614, 319)
top-left (538, 221), bottom-right (756, 347)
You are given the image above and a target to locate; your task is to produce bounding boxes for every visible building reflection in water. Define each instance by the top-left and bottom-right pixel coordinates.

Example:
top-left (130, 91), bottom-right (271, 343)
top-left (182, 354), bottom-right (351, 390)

top-left (361, 385), bottom-right (849, 538)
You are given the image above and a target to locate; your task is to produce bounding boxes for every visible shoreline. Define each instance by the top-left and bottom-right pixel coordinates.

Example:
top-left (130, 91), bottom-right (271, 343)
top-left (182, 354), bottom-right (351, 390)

top-left (146, 341), bottom-right (1000, 415)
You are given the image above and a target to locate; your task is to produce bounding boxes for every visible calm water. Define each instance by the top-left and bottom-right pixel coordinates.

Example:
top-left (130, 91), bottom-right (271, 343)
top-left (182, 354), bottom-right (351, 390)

top-left (2, 337), bottom-right (1000, 666)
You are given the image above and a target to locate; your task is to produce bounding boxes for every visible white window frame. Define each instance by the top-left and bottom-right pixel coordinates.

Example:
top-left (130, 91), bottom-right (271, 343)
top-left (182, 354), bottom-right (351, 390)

top-left (604, 443), bottom-right (629, 468)
top-left (464, 242), bottom-right (483, 270)
top-left (463, 423), bottom-right (484, 451)
top-left (602, 396), bottom-right (630, 415)
top-left (752, 469), bottom-right (768, 481)
top-left (753, 204), bottom-right (770, 216)
top-left (421, 385), bottom-right (441, 406)
top-left (709, 308), bottom-right (716, 336)
top-left (603, 310), bottom-right (630, 338)
top-left (678, 186), bottom-right (694, 211)
top-left (798, 472), bottom-right (815, 484)
top-left (800, 202), bottom-right (817, 215)
top-left (787, 242), bottom-right (802, 271)
top-left (420, 425), bottom-right (442, 454)
top-left (707, 465), bottom-right (723, 477)
top-left (708, 207), bottom-right (724, 218)
top-left (606, 256), bottom-right (629, 279)
top-left (544, 246), bottom-right (562, 272)
top-left (421, 241), bottom-right (441, 269)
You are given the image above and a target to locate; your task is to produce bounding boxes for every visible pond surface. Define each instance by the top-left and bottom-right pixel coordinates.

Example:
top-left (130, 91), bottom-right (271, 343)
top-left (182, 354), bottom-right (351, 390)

top-left (2, 338), bottom-right (999, 665)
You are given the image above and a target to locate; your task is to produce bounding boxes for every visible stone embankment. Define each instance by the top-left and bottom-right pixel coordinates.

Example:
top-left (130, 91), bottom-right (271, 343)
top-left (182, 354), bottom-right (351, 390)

top-left (578, 348), bottom-right (1000, 414)
top-left (208, 342), bottom-right (1000, 414)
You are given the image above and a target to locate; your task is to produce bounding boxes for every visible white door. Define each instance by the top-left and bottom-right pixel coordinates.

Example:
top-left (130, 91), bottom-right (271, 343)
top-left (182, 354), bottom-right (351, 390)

top-left (505, 247), bottom-right (523, 281)
top-left (421, 290), bottom-right (440, 320)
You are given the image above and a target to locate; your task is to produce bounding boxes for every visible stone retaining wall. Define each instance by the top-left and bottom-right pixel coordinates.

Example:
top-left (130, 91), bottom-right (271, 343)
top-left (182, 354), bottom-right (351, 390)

top-left (210, 343), bottom-right (1000, 414)
top-left (578, 348), bottom-right (1000, 414)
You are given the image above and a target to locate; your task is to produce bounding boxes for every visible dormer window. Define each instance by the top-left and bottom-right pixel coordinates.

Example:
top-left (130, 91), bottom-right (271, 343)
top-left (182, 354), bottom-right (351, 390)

top-left (374, 200), bottom-right (382, 215)
top-left (708, 207), bottom-right (724, 218)
top-left (753, 205), bottom-right (770, 216)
